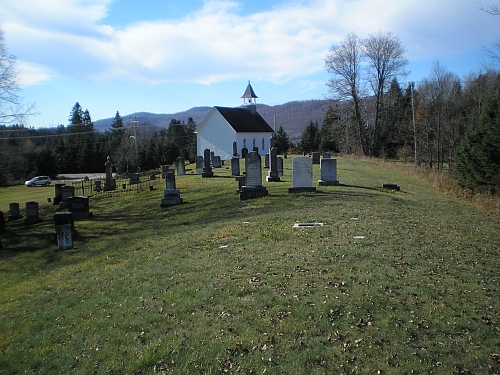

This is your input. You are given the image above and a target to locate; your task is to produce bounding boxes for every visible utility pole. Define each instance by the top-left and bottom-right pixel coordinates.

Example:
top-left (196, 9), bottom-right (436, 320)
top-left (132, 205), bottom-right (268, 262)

top-left (131, 115), bottom-right (139, 159)
top-left (410, 82), bottom-right (418, 165)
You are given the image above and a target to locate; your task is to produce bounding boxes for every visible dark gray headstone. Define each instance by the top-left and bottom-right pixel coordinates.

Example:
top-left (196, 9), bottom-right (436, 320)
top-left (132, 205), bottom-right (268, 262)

top-left (202, 148), bottom-right (213, 177)
top-left (56, 225), bottom-right (73, 250)
top-left (177, 157), bottom-right (185, 176)
top-left (318, 158), bottom-right (339, 186)
top-left (231, 158), bottom-right (240, 176)
top-left (212, 156), bottom-right (222, 168)
top-left (195, 156), bottom-right (204, 174)
top-left (266, 147), bottom-right (280, 182)
top-left (312, 152), bottom-right (320, 164)
top-left (241, 147), bottom-right (248, 158)
top-left (25, 201), bottom-right (41, 225)
top-left (8, 203), bottom-right (21, 221)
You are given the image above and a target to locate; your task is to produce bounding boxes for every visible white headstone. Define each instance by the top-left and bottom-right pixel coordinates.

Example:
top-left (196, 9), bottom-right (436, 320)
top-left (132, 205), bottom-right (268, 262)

top-left (244, 152), bottom-right (262, 187)
top-left (292, 157), bottom-right (313, 188)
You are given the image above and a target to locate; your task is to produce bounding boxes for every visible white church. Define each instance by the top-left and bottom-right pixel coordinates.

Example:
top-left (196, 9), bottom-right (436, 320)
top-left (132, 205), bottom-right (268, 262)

top-left (196, 82), bottom-right (274, 160)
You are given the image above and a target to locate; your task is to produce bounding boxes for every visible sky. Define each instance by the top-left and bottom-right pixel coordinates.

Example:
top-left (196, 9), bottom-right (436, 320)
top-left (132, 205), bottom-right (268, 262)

top-left (1, 0), bottom-right (499, 128)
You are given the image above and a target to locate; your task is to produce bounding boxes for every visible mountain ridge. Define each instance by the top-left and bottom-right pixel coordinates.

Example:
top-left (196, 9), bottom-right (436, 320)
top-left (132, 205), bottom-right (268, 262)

top-left (93, 99), bottom-right (333, 140)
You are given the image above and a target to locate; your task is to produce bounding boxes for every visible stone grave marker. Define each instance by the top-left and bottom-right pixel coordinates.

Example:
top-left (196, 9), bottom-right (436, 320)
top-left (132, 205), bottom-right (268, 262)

top-left (160, 172), bottom-right (183, 207)
top-left (129, 173), bottom-right (140, 184)
top-left (323, 152), bottom-right (331, 159)
top-left (289, 156), bottom-right (316, 193)
top-left (241, 147), bottom-right (248, 159)
top-left (202, 148), bottom-right (214, 177)
top-left (195, 156), bottom-right (204, 174)
top-left (312, 152), bottom-right (320, 164)
top-left (231, 157), bottom-right (240, 176)
top-left (53, 212), bottom-right (77, 239)
top-left (56, 225), bottom-right (73, 250)
top-left (68, 196), bottom-right (92, 218)
top-left (212, 156), bottom-right (222, 168)
top-left (233, 141), bottom-right (239, 158)
top-left (266, 147), bottom-right (281, 182)
top-left (318, 158), bottom-right (339, 186)
top-left (104, 156), bottom-right (116, 191)
top-left (8, 203), bottom-right (22, 221)
top-left (239, 151), bottom-right (268, 200)
top-left (253, 146), bottom-right (259, 153)
top-left (25, 201), bottom-right (41, 225)
top-left (53, 183), bottom-right (65, 204)
top-left (277, 157), bottom-right (284, 177)
top-left (264, 153), bottom-right (269, 168)
top-left (177, 157), bottom-right (185, 176)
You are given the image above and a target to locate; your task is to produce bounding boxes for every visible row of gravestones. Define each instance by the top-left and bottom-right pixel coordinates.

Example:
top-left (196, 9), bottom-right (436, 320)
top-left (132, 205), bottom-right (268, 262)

top-left (159, 148), bottom-right (339, 204)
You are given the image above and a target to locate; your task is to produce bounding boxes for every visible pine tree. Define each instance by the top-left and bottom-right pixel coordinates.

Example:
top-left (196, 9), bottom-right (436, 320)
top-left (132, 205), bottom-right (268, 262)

top-left (455, 97), bottom-right (500, 194)
top-left (320, 105), bottom-right (340, 153)
top-left (299, 121), bottom-right (320, 153)
top-left (110, 111), bottom-right (125, 135)
top-left (273, 125), bottom-right (290, 154)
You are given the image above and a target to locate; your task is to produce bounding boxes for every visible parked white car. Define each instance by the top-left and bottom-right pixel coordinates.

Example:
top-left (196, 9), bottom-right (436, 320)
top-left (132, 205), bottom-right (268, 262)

top-left (25, 176), bottom-right (52, 187)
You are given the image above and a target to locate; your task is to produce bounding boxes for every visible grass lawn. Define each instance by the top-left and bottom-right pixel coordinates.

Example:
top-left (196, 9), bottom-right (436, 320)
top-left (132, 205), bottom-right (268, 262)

top-left (0, 156), bottom-right (498, 374)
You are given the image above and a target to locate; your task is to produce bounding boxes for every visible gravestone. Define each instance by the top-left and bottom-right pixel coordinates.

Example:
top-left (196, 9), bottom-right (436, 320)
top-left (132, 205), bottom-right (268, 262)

top-left (59, 185), bottom-right (75, 209)
top-left (323, 152), bottom-right (331, 159)
top-left (212, 156), bottom-right (222, 168)
top-left (239, 151), bottom-right (268, 200)
top-left (231, 157), bottom-right (240, 176)
top-left (312, 152), bottom-right (320, 164)
top-left (8, 203), bottom-right (22, 221)
top-left (277, 157), bottom-right (284, 177)
top-left (266, 147), bottom-right (281, 182)
top-left (56, 225), bottom-right (73, 250)
top-left (94, 180), bottom-right (102, 192)
top-left (53, 212), bottom-right (77, 239)
top-left (264, 153), bottom-right (269, 168)
top-left (202, 148), bottom-right (213, 177)
top-left (236, 176), bottom-right (246, 193)
top-left (233, 141), bottom-right (239, 158)
top-left (150, 173), bottom-right (156, 180)
top-left (210, 151), bottom-right (215, 163)
top-left (53, 183), bottom-right (65, 204)
top-left (25, 201), bottom-right (42, 225)
top-left (104, 156), bottom-right (116, 191)
top-left (253, 146), bottom-right (259, 153)
top-left (241, 147), bottom-right (248, 159)
top-left (318, 158), bottom-right (339, 186)
top-left (195, 156), bottom-right (204, 174)
top-left (160, 172), bottom-right (183, 207)
top-left (129, 173), bottom-right (140, 184)
top-left (289, 156), bottom-right (316, 193)
top-left (177, 157), bottom-right (185, 176)
top-left (68, 196), bottom-right (92, 218)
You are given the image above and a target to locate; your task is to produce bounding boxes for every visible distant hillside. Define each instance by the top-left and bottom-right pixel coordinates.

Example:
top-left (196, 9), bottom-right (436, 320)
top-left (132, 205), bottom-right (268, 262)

top-left (93, 100), bottom-right (333, 140)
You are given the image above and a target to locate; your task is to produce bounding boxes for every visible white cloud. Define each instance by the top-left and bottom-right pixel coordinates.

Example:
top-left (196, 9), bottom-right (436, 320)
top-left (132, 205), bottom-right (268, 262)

top-left (16, 61), bottom-right (54, 87)
top-left (1, 0), bottom-right (497, 87)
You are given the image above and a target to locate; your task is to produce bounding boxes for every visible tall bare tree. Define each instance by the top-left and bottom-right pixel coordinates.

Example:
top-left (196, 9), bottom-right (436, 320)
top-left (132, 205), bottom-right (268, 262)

top-left (325, 33), bottom-right (368, 154)
top-left (363, 31), bottom-right (408, 156)
top-left (0, 29), bottom-right (35, 125)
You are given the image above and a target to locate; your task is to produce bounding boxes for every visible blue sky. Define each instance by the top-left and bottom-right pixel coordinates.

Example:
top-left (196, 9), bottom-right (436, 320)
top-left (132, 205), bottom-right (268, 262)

top-left (1, 0), bottom-right (498, 128)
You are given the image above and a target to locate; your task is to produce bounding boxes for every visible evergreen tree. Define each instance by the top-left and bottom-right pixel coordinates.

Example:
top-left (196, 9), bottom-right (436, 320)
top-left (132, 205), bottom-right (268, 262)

top-left (320, 105), bottom-right (341, 153)
top-left (110, 111), bottom-right (125, 135)
top-left (455, 97), bottom-right (500, 194)
top-left (273, 125), bottom-right (290, 154)
top-left (68, 102), bottom-right (84, 132)
top-left (299, 121), bottom-right (320, 153)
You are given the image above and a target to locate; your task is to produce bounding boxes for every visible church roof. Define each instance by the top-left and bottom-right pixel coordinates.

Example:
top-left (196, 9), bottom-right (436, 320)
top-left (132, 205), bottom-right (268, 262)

top-left (241, 81), bottom-right (258, 99)
top-left (215, 106), bottom-right (273, 133)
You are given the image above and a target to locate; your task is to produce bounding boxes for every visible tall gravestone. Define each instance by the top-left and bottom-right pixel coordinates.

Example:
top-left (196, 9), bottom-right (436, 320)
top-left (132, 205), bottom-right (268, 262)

top-left (289, 156), bottom-right (316, 193)
top-left (239, 151), bottom-right (268, 200)
top-left (231, 158), bottom-right (240, 176)
top-left (25, 201), bottom-right (42, 225)
top-left (232, 141), bottom-right (239, 158)
top-left (318, 158), bottom-right (339, 186)
top-left (104, 156), bottom-right (116, 191)
top-left (202, 149), bottom-right (214, 177)
top-left (53, 183), bottom-right (65, 205)
top-left (195, 156), bottom-right (204, 174)
top-left (177, 157), bottom-right (185, 176)
top-left (277, 157), bottom-right (284, 177)
top-left (266, 147), bottom-right (280, 182)
top-left (241, 147), bottom-right (248, 159)
top-left (8, 203), bottom-right (22, 221)
top-left (312, 152), bottom-right (320, 165)
top-left (264, 153), bottom-right (270, 168)
top-left (160, 172), bottom-right (183, 207)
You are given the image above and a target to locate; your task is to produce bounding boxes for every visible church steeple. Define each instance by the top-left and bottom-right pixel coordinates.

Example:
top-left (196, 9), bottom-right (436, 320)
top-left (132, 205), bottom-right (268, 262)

top-left (241, 81), bottom-right (258, 113)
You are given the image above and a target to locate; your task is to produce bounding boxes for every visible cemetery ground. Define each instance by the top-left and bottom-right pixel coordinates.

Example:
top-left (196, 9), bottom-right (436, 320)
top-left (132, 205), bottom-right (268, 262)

top-left (0, 157), bottom-right (499, 374)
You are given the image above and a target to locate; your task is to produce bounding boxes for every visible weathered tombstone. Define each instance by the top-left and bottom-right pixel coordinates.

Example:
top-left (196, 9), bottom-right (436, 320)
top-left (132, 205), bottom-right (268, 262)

top-left (323, 152), bottom-right (331, 159)
top-left (236, 176), bottom-right (246, 193)
top-left (289, 156), bottom-right (316, 193)
top-left (202, 148), bottom-right (213, 177)
top-left (266, 147), bottom-right (281, 182)
top-left (129, 173), bottom-right (140, 184)
top-left (312, 152), bottom-right (320, 165)
top-left (212, 156), bottom-right (222, 168)
top-left (160, 172), bottom-right (183, 207)
top-left (210, 151), bottom-right (215, 163)
top-left (59, 185), bottom-right (75, 208)
top-left (177, 157), bottom-right (185, 176)
top-left (277, 157), bottom-right (284, 177)
top-left (318, 158), bottom-right (339, 186)
top-left (53, 183), bottom-right (65, 205)
top-left (94, 180), bottom-right (102, 192)
top-left (231, 157), bottom-right (240, 176)
top-left (252, 146), bottom-right (259, 153)
top-left (232, 141), bottom-right (239, 158)
top-left (8, 203), bottom-right (22, 221)
top-left (241, 147), bottom-right (248, 159)
top-left (239, 151), bottom-right (268, 200)
top-left (195, 156), bottom-right (204, 174)
top-left (68, 196), bottom-right (92, 218)
top-left (25, 201), bottom-right (42, 225)
top-left (382, 183), bottom-right (401, 191)
top-left (264, 153), bottom-right (270, 168)
top-left (56, 225), bottom-right (73, 250)
top-left (104, 156), bottom-right (116, 191)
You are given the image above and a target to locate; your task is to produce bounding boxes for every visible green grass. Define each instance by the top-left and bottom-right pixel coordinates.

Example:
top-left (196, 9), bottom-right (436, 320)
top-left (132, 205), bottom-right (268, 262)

top-left (0, 157), bottom-right (499, 374)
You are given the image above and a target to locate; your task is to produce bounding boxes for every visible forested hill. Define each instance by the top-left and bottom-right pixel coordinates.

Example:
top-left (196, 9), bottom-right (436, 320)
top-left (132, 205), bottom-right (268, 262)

top-left (93, 100), bottom-right (332, 140)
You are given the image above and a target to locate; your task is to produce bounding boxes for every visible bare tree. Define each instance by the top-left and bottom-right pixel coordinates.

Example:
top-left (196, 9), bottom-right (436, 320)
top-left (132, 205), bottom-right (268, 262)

top-left (363, 31), bottom-right (408, 156)
top-left (0, 29), bottom-right (35, 126)
top-left (481, 3), bottom-right (500, 15)
top-left (325, 32), bottom-right (368, 155)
